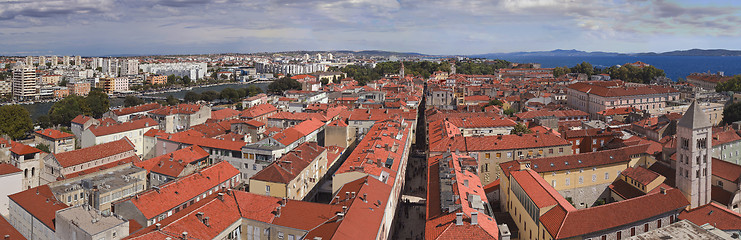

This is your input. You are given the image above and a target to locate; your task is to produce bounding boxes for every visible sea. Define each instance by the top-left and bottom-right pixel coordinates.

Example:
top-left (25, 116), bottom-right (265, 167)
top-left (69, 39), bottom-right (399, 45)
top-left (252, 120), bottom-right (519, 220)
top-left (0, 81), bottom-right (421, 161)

top-left (489, 55), bottom-right (741, 82)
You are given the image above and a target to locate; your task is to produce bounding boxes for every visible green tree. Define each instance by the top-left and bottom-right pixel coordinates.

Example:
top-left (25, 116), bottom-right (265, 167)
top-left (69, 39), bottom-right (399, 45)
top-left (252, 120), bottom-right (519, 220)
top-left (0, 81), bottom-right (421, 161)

top-left (510, 123), bottom-right (533, 135)
top-left (58, 79), bottom-right (69, 87)
top-left (267, 77), bottom-right (301, 93)
top-left (246, 85), bottom-right (263, 97)
top-left (0, 105), bottom-right (33, 140)
top-left (553, 66), bottom-right (570, 78)
top-left (220, 88), bottom-right (239, 102)
top-left (716, 75), bottom-right (741, 92)
top-left (85, 90), bottom-right (110, 118)
top-left (49, 95), bottom-right (90, 126)
top-left (182, 76), bottom-right (192, 85)
top-left (723, 102), bottom-right (741, 124)
top-left (36, 143), bottom-right (50, 153)
top-left (124, 96), bottom-right (145, 107)
top-left (184, 91), bottom-right (201, 103)
top-left (503, 108), bottom-right (517, 116)
top-left (200, 91), bottom-right (220, 102)
top-left (484, 99), bottom-right (504, 107)
top-left (36, 115), bottom-right (53, 129)
top-left (166, 95), bottom-right (180, 106)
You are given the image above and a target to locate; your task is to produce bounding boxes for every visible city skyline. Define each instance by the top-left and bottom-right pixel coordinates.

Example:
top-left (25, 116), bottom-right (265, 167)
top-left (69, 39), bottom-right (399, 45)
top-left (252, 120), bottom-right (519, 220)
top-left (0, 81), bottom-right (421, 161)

top-left (1, 0), bottom-right (740, 56)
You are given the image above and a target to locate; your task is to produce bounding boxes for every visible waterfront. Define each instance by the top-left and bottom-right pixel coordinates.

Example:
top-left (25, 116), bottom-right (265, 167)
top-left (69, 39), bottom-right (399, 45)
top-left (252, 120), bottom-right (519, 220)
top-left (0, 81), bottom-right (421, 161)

top-left (22, 82), bottom-right (269, 120)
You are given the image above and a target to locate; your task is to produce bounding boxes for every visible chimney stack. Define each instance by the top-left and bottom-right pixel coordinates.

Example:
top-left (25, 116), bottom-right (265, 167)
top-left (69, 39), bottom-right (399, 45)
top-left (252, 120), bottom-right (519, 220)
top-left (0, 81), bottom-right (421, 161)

top-left (155, 223), bottom-right (161, 230)
top-left (455, 213), bottom-right (463, 226)
top-left (351, 192), bottom-right (356, 199)
top-left (217, 193), bottom-right (224, 201)
top-left (203, 217), bottom-right (210, 226)
top-left (471, 212), bottom-right (479, 225)
top-left (182, 232), bottom-right (188, 240)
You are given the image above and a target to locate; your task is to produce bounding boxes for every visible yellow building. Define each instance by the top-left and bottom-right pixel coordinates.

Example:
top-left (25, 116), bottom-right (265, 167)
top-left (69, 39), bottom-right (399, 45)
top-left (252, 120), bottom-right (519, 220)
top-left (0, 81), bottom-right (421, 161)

top-left (249, 142), bottom-right (328, 200)
top-left (500, 144), bottom-right (656, 210)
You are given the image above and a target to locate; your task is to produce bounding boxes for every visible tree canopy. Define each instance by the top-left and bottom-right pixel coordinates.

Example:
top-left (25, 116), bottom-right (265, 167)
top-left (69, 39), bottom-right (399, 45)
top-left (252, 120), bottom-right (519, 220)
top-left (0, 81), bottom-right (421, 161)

top-left (553, 61), bottom-right (665, 84)
top-left (0, 105), bottom-right (33, 140)
top-left (85, 90), bottom-right (111, 118)
top-left (124, 96), bottom-right (145, 107)
top-left (267, 77), bottom-right (301, 93)
top-left (510, 123), bottom-right (532, 135)
top-left (723, 102), bottom-right (741, 125)
top-left (715, 75), bottom-right (741, 92)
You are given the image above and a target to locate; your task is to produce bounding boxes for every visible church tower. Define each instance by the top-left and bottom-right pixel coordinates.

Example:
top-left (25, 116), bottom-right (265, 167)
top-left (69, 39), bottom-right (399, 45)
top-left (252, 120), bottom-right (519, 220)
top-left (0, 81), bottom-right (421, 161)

top-left (675, 100), bottom-right (712, 208)
top-left (399, 61), bottom-right (405, 78)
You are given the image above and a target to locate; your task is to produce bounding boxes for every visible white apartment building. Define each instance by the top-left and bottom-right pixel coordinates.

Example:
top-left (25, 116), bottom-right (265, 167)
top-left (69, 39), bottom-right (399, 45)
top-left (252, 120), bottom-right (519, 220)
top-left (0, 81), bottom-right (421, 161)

top-left (121, 59), bottom-right (139, 76)
top-left (81, 118), bottom-right (159, 156)
top-left (139, 62), bottom-right (207, 80)
top-left (12, 65), bottom-right (38, 101)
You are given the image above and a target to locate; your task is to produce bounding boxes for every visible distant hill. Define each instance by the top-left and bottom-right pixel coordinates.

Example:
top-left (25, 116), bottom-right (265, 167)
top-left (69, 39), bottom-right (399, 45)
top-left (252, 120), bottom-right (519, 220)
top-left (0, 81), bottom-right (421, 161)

top-left (472, 49), bottom-right (741, 58)
top-left (635, 49), bottom-right (741, 56)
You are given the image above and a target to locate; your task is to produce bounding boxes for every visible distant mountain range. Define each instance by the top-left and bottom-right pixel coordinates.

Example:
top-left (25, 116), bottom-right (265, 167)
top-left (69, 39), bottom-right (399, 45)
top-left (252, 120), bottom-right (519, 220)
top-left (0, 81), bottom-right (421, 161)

top-left (471, 49), bottom-right (741, 58)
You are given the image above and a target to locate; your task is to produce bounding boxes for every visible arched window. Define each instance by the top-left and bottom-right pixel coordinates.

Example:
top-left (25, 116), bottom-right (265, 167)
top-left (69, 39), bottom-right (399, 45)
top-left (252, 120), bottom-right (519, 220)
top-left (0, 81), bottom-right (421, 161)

top-left (24, 169), bottom-right (28, 178)
top-left (31, 167), bottom-right (35, 176)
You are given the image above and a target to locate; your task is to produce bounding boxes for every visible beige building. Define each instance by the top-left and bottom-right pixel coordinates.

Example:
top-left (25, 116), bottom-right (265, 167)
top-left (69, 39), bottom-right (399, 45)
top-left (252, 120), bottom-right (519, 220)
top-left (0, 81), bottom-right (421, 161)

top-left (34, 128), bottom-right (75, 154)
top-left (149, 103), bottom-right (211, 133)
top-left (49, 163), bottom-right (147, 213)
top-left (324, 118), bottom-right (356, 148)
top-left (55, 206), bottom-right (130, 240)
top-left (40, 75), bottom-right (62, 85)
top-left (651, 101), bottom-right (724, 126)
top-left (567, 80), bottom-right (680, 117)
top-left (250, 142), bottom-right (328, 200)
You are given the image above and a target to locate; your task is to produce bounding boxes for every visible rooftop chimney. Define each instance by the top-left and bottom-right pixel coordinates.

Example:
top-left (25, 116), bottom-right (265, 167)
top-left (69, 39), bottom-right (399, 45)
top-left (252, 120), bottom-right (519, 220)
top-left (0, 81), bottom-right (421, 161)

top-left (182, 232), bottom-right (188, 240)
top-left (362, 193), bottom-right (367, 202)
top-left (351, 192), bottom-right (356, 199)
top-left (455, 213), bottom-right (463, 226)
top-left (471, 212), bottom-right (479, 225)
top-left (463, 179), bottom-right (469, 187)
top-left (155, 223), bottom-right (161, 230)
top-left (660, 187), bottom-right (666, 195)
top-left (217, 193), bottom-right (224, 201)
top-left (203, 217), bottom-right (210, 226)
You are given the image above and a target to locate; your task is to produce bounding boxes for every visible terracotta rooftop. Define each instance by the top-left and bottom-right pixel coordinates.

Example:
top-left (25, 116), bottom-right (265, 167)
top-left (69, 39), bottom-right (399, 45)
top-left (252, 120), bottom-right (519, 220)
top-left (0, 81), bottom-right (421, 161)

top-left (125, 162), bottom-right (240, 220)
top-left (240, 103), bottom-right (278, 119)
top-left (0, 163), bottom-right (22, 176)
top-left (8, 185), bottom-right (68, 231)
top-left (679, 203), bottom-right (741, 231)
top-left (712, 158), bottom-right (741, 183)
top-left (52, 137), bottom-right (136, 168)
top-left (88, 117), bottom-right (157, 136)
top-left (10, 141), bottom-right (42, 156)
top-left (568, 80), bottom-right (678, 97)
top-left (0, 215), bottom-right (25, 240)
top-left (149, 103), bottom-right (204, 116)
top-left (111, 103), bottom-right (161, 116)
top-left (210, 108), bottom-right (240, 120)
top-left (621, 166), bottom-right (662, 186)
top-left (135, 146), bottom-right (209, 177)
top-left (250, 142), bottom-right (326, 184)
top-left (35, 128), bottom-right (75, 139)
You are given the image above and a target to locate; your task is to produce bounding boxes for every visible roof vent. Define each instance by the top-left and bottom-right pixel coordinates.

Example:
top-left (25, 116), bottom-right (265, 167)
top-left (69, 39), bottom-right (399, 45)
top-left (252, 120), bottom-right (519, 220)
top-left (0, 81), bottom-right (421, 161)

top-left (455, 212), bottom-right (463, 226)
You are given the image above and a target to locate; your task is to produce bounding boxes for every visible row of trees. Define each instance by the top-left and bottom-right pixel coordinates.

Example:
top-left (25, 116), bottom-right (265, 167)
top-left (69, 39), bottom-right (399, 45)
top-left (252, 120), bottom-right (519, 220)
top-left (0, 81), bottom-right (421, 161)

top-left (184, 85), bottom-right (263, 103)
top-left (455, 60), bottom-right (510, 75)
top-left (267, 76), bottom-right (301, 93)
top-left (331, 60), bottom-right (512, 85)
top-left (553, 62), bottom-right (666, 84)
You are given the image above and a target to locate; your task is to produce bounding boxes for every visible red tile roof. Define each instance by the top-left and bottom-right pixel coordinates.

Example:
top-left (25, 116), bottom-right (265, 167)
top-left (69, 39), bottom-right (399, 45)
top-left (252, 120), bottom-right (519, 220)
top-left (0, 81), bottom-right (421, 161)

top-left (568, 80), bottom-right (678, 97)
top-left (240, 103), bottom-right (277, 119)
top-left (679, 203), bottom-right (741, 231)
top-left (711, 129), bottom-right (741, 147)
top-left (88, 117), bottom-right (157, 136)
top-left (516, 109), bottom-right (588, 120)
top-left (149, 103), bottom-right (204, 116)
top-left (159, 132), bottom-right (246, 151)
top-left (621, 166), bottom-right (662, 186)
top-left (210, 108), bottom-right (240, 120)
top-left (70, 115), bottom-right (93, 125)
top-left (63, 156), bottom-right (140, 179)
top-left (597, 106), bottom-right (639, 116)
top-left (125, 162), bottom-right (239, 220)
top-left (541, 188), bottom-right (688, 239)
top-left (0, 163), bottom-right (22, 176)
top-left (35, 128), bottom-right (75, 139)
top-left (250, 142), bottom-right (326, 184)
top-left (712, 158), bottom-right (741, 183)
top-left (8, 185), bottom-right (68, 231)
top-left (0, 215), bottom-right (25, 240)
top-left (189, 122), bottom-right (229, 138)
top-left (10, 141), bottom-right (41, 155)
top-left (52, 137), bottom-right (135, 168)
top-left (135, 146), bottom-right (209, 177)
top-left (111, 103), bottom-right (161, 116)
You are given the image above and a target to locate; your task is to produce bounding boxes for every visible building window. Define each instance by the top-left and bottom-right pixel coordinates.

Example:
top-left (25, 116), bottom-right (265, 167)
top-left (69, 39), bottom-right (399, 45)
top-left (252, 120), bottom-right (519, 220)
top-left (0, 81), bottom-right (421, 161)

top-left (549, 149), bottom-right (554, 154)
top-left (579, 176), bottom-right (584, 184)
top-left (592, 174), bottom-right (597, 182)
top-left (605, 172), bottom-right (609, 179)
top-left (496, 153), bottom-right (501, 158)
top-left (485, 153), bottom-right (491, 159)
top-left (266, 186), bottom-right (271, 195)
top-left (552, 180), bottom-right (556, 187)
top-left (565, 178), bottom-right (570, 186)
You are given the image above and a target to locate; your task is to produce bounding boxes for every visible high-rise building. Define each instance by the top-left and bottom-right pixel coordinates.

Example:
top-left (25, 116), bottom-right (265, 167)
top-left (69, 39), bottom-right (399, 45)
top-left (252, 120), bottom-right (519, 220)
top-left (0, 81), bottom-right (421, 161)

top-left (121, 59), bottom-right (139, 76)
top-left (51, 56), bottom-right (58, 67)
top-left (102, 58), bottom-right (119, 77)
top-left (38, 56), bottom-right (46, 67)
top-left (327, 53), bottom-right (334, 60)
top-left (62, 56), bottom-right (71, 66)
top-left (12, 65), bottom-right (38, 101)
top-left (74, 56), bottom-right (81, 66)
top-left (675, 100), bottom-right (712, 208)
top-left (25, 56), bottom-right (33, 66)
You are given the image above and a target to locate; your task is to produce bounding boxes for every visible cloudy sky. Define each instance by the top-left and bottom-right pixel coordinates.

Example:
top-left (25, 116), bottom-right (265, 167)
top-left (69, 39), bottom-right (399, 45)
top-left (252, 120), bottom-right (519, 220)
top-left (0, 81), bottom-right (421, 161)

top-left (0, 0), bottom-right (739, 56)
